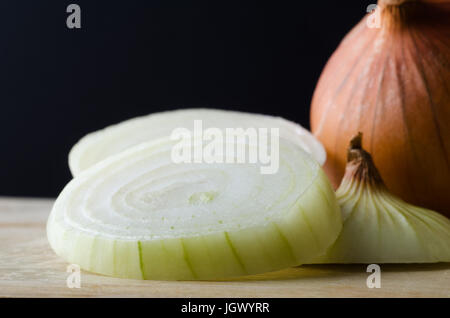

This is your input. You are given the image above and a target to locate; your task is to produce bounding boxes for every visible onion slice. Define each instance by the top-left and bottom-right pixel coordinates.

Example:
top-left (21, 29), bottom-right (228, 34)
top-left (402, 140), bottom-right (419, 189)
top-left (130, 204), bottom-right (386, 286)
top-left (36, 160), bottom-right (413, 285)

top-left (68, 108), bottom-right (326, 176)
top-left (48, 137), bottom-right (341, 280)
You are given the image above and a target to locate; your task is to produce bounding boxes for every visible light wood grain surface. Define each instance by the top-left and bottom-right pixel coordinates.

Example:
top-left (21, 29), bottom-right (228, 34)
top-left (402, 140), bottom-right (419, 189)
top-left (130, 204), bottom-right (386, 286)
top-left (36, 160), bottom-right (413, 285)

top-left (0, 197), bottom-right (449, 298)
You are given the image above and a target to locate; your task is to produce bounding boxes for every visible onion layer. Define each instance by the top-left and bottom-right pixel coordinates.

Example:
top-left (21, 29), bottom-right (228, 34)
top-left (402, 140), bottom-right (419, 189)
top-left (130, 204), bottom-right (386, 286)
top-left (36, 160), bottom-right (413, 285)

top-left (48, 137), bottom-right (341, 280)
top-left (310, 134), bottom-right (450, 264)
top-left (69, 108), bottom-right (326, 176)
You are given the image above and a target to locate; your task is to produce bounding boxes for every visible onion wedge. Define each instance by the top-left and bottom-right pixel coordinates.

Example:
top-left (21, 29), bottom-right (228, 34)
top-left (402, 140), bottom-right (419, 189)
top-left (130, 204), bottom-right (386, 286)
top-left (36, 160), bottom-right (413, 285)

top-left (68, 108), bottom-right (326, 176)
top-left (48, 137), bottom-right (341, 280)
top-left (309, 134), bottom-right (450, 264)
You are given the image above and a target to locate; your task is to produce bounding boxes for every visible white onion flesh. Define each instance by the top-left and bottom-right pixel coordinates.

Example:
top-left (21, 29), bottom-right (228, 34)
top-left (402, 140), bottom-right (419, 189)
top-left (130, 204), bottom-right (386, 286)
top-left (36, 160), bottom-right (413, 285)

top-left (68, 108), bottom-right (326, 176)
top-left (310, 179), bottom-right (450, 264)
top-left (48, 137), bottom-right (341, 280)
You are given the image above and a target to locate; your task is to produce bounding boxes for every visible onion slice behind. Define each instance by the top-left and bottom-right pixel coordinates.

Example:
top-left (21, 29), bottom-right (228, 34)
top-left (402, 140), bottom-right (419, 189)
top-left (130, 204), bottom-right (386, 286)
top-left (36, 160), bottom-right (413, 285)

top-left (68, 108), bottom-right (326, 176)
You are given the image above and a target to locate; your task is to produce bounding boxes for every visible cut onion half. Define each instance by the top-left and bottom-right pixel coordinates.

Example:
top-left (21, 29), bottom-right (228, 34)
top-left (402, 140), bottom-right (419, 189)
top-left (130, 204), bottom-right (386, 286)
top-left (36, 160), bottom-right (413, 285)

top-left (69, 108), bottom-right (326, 176)
top-left (48, 137), bottom-right (341, 280)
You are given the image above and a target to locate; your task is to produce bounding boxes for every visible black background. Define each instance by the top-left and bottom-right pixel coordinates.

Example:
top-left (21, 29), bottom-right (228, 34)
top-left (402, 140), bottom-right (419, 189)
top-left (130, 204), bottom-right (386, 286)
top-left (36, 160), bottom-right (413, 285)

top-left (0, 1), bottom-right (373, 197)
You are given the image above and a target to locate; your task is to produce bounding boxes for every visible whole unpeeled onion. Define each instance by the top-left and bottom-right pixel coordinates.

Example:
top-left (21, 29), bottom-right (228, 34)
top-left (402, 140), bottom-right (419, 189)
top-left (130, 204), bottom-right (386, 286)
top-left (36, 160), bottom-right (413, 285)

top-left (310, 0), bottom-right (450, 216)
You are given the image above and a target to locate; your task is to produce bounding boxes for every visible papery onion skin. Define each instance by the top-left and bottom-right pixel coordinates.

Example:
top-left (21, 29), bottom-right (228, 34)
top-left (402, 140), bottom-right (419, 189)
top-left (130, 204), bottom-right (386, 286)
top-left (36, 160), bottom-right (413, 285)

top-left (310, 133), bottom-right (450, 264)
top-left (49, 137), bottom-right (342, 280)
top-left (310, 0), bottom-right (450, 216)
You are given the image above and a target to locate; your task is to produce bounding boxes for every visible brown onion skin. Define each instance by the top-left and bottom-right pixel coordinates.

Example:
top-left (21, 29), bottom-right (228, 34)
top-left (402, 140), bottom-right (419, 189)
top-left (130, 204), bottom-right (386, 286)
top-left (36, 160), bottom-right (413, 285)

top-left (310, 0), bottom-right (450, 216)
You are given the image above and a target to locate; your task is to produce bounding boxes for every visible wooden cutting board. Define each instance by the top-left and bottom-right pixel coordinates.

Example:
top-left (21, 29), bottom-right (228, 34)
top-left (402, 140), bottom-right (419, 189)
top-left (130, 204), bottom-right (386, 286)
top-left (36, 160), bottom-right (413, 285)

top-left (0, 197), bottom-right (449, 298)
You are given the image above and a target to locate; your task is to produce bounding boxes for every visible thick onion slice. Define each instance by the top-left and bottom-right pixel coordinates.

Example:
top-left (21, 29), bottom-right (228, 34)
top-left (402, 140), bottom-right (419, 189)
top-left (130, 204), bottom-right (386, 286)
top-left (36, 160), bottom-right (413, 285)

top-left (68, 108), bottom-right (326, 176)
top-left (48, 137), bottom-right (341, 280)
